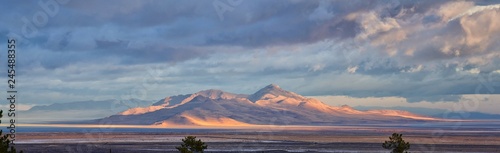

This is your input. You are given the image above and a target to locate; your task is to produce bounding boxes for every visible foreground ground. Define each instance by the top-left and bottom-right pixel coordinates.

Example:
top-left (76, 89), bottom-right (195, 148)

top-left (15, 141), bottom-right (500, 153)
top-left (13, 124), bottom-right (500, 153)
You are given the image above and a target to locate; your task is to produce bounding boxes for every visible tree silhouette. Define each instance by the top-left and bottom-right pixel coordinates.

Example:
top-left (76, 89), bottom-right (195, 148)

top-left (176, 136), bottom-right (207, 153)
top-left (382, 133), bottom-right (410, 153)
top-left (0, 110), bottom-right (22, 153)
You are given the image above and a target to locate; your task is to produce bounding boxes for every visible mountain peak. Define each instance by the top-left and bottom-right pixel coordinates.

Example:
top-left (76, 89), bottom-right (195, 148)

top-left (248, 84), bottom-right (305, 102)
top-left (340, 104), bottom-right (354, 110)
top-left (196, 89), bottom-right (224, 94)
top-left (193, 89), bottom-right (245, 100)
top-left (265, 84), bottom-right (281, 89)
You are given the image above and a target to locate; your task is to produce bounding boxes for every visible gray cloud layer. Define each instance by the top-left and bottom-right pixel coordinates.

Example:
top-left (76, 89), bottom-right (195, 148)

top-left (1, 0), bottom-right (499, 104)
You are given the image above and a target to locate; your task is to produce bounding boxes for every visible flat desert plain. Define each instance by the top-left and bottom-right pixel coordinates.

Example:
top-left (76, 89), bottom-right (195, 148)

top-left (12, 123), bottom-right (500, 153)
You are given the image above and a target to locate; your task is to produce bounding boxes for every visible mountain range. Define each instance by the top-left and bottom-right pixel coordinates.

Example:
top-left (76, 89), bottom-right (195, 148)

top-left (95, 84), bottom-right (440, 126)
top-left (21, 99), bottom-right (154, 123)
top-left (355, 106), bottom-right (500, 120)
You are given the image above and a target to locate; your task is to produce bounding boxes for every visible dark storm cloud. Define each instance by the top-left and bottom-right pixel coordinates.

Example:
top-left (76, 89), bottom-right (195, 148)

top-left (2, 0), bottom-right (383, 61)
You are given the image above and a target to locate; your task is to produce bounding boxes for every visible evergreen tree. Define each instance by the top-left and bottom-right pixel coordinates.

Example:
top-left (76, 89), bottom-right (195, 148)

top-left (176, 136), bottom-right (207, 153)
top-left (382, 133), bottom-right (410, 153)
top-left (0, 110), bottom-right (22, 153)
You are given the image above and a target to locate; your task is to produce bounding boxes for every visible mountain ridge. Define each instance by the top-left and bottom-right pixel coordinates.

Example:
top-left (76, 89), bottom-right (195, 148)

top-left (97, 84), bottom-right (440, 126)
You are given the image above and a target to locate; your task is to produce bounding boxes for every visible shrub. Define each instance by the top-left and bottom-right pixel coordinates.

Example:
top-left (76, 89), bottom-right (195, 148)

top-left (382, 133), bottom-right (410, 153)
top-left (0, 110), bottom-right (22, 153)
top-left (176, 136), bottom-right (207, 153)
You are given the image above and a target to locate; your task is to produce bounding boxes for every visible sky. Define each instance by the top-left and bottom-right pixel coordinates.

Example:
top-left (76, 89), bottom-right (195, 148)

top-left (1, 0), bottom-right (500, 114)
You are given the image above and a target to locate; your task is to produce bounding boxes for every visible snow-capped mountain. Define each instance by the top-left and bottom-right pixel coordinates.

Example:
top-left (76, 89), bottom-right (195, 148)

top-left (96, 84), bottom-right (438, 126)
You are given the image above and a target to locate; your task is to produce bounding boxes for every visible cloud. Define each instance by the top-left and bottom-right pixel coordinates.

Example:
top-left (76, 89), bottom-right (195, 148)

top-left (459, 9), bottom-right (500, 48)
top-left (351, 11), bottom-right (402, 40)
top-left (449, 4), bottom-right (500, 21)
top-left (308, 1), bottom-right (335, 21)
top-left (0, 0), bottom-right (499, 106)
top-left (347, 66), bottom-right (358, 74)
top-left (310, 63), bottom-right (326, 72)
top-left (401, 65), bottom-right (423, 73)
top-left (437, 1), bottom-right (475, 22)
top-left (313, 94), bottom-right (500, 115)
top-left (467, 68), bottom-right (481, 74)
